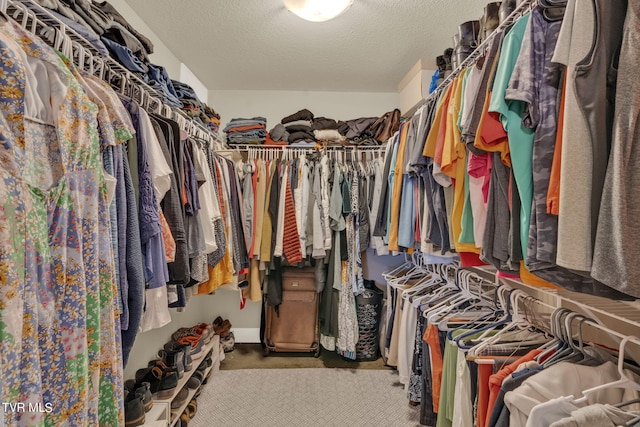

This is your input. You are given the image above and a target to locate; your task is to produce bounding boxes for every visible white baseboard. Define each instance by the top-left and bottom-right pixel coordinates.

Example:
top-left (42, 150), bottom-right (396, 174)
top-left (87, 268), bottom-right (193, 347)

top-left (231, 327), bottom-right (261, 343)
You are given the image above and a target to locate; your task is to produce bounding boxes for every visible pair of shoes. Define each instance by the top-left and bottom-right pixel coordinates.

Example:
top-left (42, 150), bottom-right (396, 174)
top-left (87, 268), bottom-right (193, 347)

top-left (171, 388), bottom-right (189, 410)
top-left (179, 398), bottom-right (198, 426)
top-left (157, 347), bottom-right (185, 379)
top-left (135, 364), bottom-right (178, 399)
top-left (213, 317), bottom-right (232, 338)
top-left (172, 324), bottom-right (213, 346)
top-left (186, 369), bottom-right (205, 390)
top-left (124, 387), bottom-right (148, 427)
top-left (124, 380), bottom-right (153, 412)
top-left (191, 356), bottom-right (212, 391)
top-left (221, 331), bottom-right (235, 353)
top-left (172, 329), bottom-right (206, 358)
top-left (164, 341), bottom-right (193, 372)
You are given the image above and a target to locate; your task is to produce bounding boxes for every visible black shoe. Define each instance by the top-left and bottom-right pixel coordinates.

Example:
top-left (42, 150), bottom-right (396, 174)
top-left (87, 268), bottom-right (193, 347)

top-left (124, 380), bottom-right (153, 412)
top-left (136, 365), bottom-right (178, 399)
top-left (124, 391), bottom-right (146, 427)
top-left (159, 348), bottom-right (185, 379)
top-left (171, 388), bottom-right (189, 410)
top-left (165, 341), bottom-right (193, 372)
top-left (186, 369), bottom-right (204, 390)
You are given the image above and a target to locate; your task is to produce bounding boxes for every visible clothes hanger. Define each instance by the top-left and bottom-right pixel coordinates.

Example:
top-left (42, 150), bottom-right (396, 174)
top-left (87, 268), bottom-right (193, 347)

top-left (427, 270), bottom-right (483, 325)
top-left (455, 286), bottom-right (515, 352)
top-left (534, 307), bottom-right (569, 363)
top-left (570, 335), bottom-right (640, 405)
top-left (435, 273), bottom-right (497, 330)
top-left (540, 308), bottom-right (576, 367)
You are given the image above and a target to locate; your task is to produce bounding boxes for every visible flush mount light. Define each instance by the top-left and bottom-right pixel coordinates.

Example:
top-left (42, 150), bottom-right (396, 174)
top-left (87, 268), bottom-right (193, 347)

top-left (283, 0), bottom-right (354, 22)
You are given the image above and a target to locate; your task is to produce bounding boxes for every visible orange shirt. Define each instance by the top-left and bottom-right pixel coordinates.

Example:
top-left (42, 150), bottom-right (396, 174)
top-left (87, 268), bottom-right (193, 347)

top-left (519, 261), bottom-right (561, 290)
top-left (423, 324), bottom-right (444, 412)
top-left (388, 123), bottom-right (410, 251)
top-left (485, 349), bottom-right (543, 427)
top-left (547, 70), bottom-right (567, 215)
top-left (424, 86), bottom-right (453, 159)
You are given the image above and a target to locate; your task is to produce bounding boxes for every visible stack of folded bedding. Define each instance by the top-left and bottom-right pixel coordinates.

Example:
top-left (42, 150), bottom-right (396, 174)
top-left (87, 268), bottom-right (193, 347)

top-left (282, 109), bottom-right (316, 146)
top-left (224, 117), bottom-right (268, 145)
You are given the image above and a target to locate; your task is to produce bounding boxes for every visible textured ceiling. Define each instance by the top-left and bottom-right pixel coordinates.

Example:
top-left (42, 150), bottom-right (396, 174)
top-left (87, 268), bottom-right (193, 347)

top-left (123, 0), bottom-right (487, 92)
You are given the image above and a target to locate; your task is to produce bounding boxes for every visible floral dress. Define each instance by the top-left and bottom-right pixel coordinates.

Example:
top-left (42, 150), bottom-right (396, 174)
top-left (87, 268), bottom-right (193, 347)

top-left (0, 18), bottom-right (123, 427)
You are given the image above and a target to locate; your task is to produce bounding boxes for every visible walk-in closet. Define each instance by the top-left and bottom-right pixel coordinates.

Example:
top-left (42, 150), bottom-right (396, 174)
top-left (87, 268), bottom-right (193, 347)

top-left (1, 0), bottom-right (639, 426)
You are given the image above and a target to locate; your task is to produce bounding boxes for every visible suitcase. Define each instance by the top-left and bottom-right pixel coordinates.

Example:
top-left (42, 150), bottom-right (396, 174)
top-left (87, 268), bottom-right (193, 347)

top-left (264, 267), bottom-right (320, 357)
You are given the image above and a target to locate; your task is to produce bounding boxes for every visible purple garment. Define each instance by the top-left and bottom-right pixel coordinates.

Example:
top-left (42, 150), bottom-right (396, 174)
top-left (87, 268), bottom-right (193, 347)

top-left (124, 99), bottom-right (169, 289)
top-left (183, 139), bottom-right (201, 216)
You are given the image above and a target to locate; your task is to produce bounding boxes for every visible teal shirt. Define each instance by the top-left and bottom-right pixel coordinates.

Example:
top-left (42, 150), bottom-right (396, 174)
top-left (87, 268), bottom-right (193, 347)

top-left (488, 14), bottom-right (534, 260)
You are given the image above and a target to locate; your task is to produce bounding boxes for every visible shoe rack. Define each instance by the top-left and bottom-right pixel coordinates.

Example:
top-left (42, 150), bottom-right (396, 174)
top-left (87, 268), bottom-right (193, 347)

top-left (142, 335), bottom-right (223, 426)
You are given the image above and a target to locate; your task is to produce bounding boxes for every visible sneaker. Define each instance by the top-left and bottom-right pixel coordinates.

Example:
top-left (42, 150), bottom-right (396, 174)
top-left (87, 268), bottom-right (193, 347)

top-left (177, 335), bottom-right (204, 359)
top-left (172, 325), bottom-right (212, 344)
top-left (221, 331), bottom-right (235, 353)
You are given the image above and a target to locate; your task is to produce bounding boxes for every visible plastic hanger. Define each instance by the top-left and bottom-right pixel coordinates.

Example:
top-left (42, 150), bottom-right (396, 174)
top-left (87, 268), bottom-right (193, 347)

top-left (541, 309), bottom-right (575, 367)
top-left (454, 287), bottom-right (514, 352)
top-left (571, 335), bottom-right (640, 404)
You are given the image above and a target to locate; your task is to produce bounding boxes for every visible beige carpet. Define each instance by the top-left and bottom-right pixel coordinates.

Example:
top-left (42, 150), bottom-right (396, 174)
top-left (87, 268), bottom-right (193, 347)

top-left (221, 344), bottom-right (388, 370)
top-left (190, 368), bottom-right (421, 426)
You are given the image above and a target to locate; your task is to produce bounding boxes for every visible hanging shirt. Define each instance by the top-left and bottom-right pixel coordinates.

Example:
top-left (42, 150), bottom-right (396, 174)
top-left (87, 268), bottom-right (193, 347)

top-left (552, 0), bottom-right (596, 272)
top-left (489, 13), bottom-right (534, 261)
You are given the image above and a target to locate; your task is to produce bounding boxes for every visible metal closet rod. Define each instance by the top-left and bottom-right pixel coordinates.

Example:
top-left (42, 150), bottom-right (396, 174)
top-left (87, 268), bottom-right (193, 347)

top-left (6, 0), bottom-right (223, 146)
top-left (227, 144), bottom-right (388, 152)
top-left (401, 0), bottom-right (539, 119)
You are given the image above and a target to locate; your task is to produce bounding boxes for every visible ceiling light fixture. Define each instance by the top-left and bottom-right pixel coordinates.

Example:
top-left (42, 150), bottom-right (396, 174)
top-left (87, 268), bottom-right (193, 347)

top-left (284, 0), bottom-right (354, 22)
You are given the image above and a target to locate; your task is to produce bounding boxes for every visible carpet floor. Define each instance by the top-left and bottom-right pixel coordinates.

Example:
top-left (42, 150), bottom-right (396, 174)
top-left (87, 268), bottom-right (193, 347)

top-left (190, 368), bottom-right (421, 426)
top-left (221, 344), bottom-right (388, 370)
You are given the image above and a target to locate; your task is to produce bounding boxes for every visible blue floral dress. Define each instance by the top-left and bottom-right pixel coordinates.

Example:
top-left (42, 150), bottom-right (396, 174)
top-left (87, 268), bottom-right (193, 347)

top-left (0, 18), bottom-right (124, 427)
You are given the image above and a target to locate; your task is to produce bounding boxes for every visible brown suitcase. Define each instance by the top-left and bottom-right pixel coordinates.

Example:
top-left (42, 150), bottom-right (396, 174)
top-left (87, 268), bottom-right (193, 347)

top-left (264, 267), bottom-right (320, 356)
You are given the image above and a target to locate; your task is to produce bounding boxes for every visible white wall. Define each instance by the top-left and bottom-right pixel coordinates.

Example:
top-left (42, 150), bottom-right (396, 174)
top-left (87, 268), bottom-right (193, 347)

top-left (180, 64), bottom-right (209, 104)
top-left (108, 0), bottom-right (182, 79)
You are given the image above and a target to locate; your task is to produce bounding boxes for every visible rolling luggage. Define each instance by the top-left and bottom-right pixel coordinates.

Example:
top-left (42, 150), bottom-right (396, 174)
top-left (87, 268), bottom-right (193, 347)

top-left (264, 267), bottom-right (320, 357)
